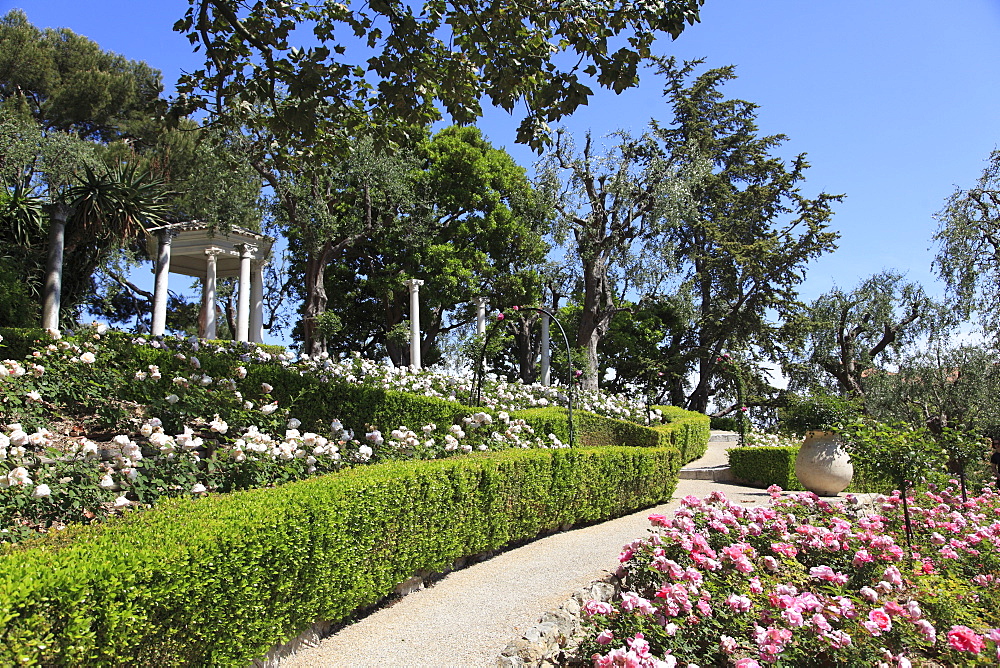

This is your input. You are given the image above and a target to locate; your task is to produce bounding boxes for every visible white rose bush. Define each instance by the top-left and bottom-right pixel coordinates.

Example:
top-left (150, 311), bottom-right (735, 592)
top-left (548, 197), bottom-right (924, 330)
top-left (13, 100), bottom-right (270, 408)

top-left (0, 326), bottom-right (657, 544)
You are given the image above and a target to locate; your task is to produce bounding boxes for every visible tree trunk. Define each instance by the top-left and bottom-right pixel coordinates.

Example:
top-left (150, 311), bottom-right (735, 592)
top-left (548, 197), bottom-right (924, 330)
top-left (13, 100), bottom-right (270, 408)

top-left (41, 203), bottom-right (71, 330)
top-left (384, 288), bottom-right (407, 366)
top-left (302, 241), bottom-right (333, 357)
top-left (577, 253), bottom-right (615, 391)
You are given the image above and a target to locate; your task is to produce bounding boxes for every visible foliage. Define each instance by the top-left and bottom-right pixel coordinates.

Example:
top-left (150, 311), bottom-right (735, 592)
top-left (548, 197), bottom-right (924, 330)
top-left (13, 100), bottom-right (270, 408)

top-left (778, 391), bottom-right (863, 434)
top-left (652, 58), bottom-right (841, 413)
top-left (788, 271), bottom-right (943, 396)
top-left (539, 125), bottom-right (697, 389)
top-left (175, 0), bottom-right (706, 152)
top-left (575, 486), bottom-right (1000, 666)
top-left (318, 126), bottom-right (550, 365)
top-left (0, 9), bottom-right (165, 142)
top-left (728, 445), bottom-right (803, 491)
top-left (0, 445), bottom-right (682, 665)
top-left (864, 342), bottom-right (1000, 437)
top-left (933, 148), bottom-right (1000, 336)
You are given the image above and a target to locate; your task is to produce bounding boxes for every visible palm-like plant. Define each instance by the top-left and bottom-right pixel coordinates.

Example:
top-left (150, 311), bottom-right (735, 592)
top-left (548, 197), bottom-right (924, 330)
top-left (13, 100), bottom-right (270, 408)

top-left (41, 163), bottom-right (170, 329)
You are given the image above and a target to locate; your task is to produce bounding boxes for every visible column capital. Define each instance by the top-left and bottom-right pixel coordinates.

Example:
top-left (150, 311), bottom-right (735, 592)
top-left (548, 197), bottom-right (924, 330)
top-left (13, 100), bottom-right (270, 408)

top-left (158, 228), bottom-right (179, 244)
top-left (204, 246), bottom-right (225, 258)
top-left (237, 242), bottom-right (259, 258)
top-left (405, 278), bottom-right (425, 290)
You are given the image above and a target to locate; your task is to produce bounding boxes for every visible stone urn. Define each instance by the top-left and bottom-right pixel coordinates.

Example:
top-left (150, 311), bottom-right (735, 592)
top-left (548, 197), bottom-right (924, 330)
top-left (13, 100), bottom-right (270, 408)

top-left (795, 430), bottom-right (853, 496)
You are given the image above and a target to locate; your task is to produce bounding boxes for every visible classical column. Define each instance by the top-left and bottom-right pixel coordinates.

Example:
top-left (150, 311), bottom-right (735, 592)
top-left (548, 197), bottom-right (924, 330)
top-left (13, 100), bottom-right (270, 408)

top-left (236, 243), bottom-right (257, 342)
top-left (202, 248), bottom-right (222, 340)
top-left (41, 203), bottom-right (71, 331)
top-left (151, 229), bottom-right (177, 337)
top-left (405, 279), bottom-right (424, 369)
top-left (250, 259), bottom-right (266, 343)
top-left (475, 296), bottom-right (487, 335)
top-left (540, 311), bottom-right (551, 386)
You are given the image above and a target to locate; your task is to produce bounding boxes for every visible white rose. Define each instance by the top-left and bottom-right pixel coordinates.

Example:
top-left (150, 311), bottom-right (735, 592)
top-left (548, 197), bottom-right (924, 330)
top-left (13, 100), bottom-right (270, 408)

top-left (32, 483), bottom-right (51, 498)
top-left (165, 394), bottom-right (180, 404)
top-left (79, 351), bottom-right (96, 364)
top-left (191, 483), bottom-right (207, 494)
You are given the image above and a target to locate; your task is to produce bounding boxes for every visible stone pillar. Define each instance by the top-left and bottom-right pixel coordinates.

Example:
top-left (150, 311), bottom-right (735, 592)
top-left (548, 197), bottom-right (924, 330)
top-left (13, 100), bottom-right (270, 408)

top-left (250, 259), bottom-right (266, 344)
top-left (475, 296), bottom-right (487, 335)
top-left (405, 279), bottom-right (424, 369)
top-left (540, 311), bottom-right (551, 386)
top-left (151, 229), bottom-right (177, 337)
top-left (202, 248), bottom-right (221, 340)
top-left (236, 243), bottom-right (257, 342)
top-left (41, 203), bottom-right (71, 331)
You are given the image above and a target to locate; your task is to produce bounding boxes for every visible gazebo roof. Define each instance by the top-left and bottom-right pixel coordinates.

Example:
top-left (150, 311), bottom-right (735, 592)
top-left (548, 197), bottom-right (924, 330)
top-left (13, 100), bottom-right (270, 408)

top-left (145, 221), bottom-right (274, 279)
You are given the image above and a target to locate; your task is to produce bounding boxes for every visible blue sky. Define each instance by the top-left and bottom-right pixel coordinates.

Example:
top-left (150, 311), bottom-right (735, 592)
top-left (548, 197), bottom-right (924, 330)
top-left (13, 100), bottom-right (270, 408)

top-left (8, 0), bottom-right (1000, 316)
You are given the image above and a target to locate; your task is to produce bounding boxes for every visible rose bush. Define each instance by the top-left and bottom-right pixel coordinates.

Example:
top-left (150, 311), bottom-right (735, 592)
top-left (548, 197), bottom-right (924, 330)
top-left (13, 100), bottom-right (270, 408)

top-left (576, 484), bottom-right (1000, 666)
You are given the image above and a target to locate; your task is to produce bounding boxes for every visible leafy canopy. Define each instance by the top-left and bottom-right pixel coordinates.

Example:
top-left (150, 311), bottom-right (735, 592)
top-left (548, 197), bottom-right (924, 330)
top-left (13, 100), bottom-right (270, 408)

top-left (175, 0), bottom-right (706, 151)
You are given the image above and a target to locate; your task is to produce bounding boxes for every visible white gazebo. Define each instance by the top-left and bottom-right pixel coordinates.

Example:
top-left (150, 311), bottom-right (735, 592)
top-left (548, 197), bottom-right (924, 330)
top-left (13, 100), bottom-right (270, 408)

top-left (145, 222), bottom-right (274, 342)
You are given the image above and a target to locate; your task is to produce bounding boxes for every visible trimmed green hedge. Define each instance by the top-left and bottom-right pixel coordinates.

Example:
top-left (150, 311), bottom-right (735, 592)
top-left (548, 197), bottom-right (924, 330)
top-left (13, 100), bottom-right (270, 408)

top-left (0, 446), bottom-right (681, 666)
top-left (512, 405), bottom-right (709, 466)
top-left (0, 327), bottom-right (49, 361)
top-left (728, 446), bottom-right (804, 490)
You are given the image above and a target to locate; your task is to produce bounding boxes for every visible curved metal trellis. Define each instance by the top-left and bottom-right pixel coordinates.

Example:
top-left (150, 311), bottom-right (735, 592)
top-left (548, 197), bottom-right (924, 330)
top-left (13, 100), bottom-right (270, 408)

top-left (471, 306), bottom-right (576, 447)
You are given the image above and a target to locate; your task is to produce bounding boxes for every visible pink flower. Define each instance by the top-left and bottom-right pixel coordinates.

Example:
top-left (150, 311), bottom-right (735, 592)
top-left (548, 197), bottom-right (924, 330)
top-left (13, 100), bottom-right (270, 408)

top-left (868, 608), bottom-right (892, 632)
top-left (582, 600), bottom-right (615, 617)
top-left (947, 625), bottom-right (985, 654)
top-left (735, 659), bottom-right (762, 668)
top-left (719, 635), bottom-right (737, 654)
top-left (914, 619), bottom-right (937, 643)
top-left (595, 629), bottom-right (614, 645)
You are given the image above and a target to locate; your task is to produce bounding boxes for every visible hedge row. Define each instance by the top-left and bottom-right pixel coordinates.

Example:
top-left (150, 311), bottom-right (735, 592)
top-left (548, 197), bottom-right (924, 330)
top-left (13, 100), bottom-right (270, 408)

top-left (0, 446), bottom-right (682, 666)
top-left (508, 405), bottom-right (709, 465)
top-left (728, 445), bottom-right (804, 491)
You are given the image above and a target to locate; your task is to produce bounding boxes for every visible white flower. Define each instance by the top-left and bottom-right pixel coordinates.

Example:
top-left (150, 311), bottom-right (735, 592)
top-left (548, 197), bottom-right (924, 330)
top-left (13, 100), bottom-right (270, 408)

top-left (45, 328), bottom-right (61, 340)
top-left (260, 402), bottom-right (278, 415)
top-left (81, 440), bottom-right (99, 458)
top-left (261, 383), bottom-right (273, 394)
top-left (26, 390), bottom-right (42, 402)
top-left (32, 483), bottom-right (51, 498)
top-left (190, 356), bottom-right (201, 369)
top-left (165, 394), bottom-right (180, 404)
top-left (99, 474), bottom-right (115, 489)
top-left (236, 366), bottom-right (247, 379)
top-left (199, 375), bottom-right (213, 386)
top-left (79, 351), bottom-right (96, 364)
top-left (134, 371), bottom-right (148, 381)
top-left (191, 483), bottom-right (207, 494)
top-left (209, 416), bottom-right (229, 434)
top-left (95, 323), bottom-right (107, 335)
top-left (113, 495), bottom-right (131, 508)
top-left (287, 418), bottom-right (301, 429)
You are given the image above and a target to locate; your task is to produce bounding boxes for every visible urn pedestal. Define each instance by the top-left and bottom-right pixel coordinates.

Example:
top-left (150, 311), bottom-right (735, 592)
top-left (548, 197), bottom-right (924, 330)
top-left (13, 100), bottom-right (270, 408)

top-left (795, 430), bottom-right (853, 496)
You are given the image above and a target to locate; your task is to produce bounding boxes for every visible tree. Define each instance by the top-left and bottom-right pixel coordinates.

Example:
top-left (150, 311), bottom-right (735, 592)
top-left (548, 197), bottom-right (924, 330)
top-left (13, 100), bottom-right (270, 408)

top-left (933, 149), bottom-right (1000, 336)
top-left (318, 126), bottom-right (549, 365)
top-left (0, 9), bottom-right (164, 142)
top-left (788, 271), bottom-right (942, 397)
top-left (864, 343), bottom-right (1000, 437)
top-left (539, 128), bottom-right (693, 390)
top-left (655, 59), bottom-right (840, 413)
top-left (175, 0), bottom-right (706, 152)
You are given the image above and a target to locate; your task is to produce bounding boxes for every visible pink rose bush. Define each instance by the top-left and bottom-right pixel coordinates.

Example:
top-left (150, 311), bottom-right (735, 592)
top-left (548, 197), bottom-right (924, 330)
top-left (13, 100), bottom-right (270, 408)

top-left (579, 486), bottom-right (1000, 666)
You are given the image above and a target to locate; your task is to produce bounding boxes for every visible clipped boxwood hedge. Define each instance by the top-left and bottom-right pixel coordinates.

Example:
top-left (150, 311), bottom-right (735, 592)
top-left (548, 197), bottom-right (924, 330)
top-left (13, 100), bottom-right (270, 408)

top-left (0, 446), bottom-right (681, 666)
top-left (511, 405), bottom-right (709, 466)
top-left (728, 445), bottom-right (804, 491)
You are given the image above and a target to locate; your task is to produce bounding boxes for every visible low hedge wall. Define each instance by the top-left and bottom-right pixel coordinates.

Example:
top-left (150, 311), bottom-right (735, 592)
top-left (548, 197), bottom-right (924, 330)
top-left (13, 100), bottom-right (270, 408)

top-left (728, 445), bottom-right (804, 490)
top-left (512, 405), bottom-right (709, 466)
top-left (0, 446), bottom-right (681, 666)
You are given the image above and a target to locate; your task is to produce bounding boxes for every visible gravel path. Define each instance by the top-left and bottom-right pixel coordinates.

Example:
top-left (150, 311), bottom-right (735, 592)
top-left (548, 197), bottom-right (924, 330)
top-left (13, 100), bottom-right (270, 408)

top-left (277, 435), bottom-right (783, 667)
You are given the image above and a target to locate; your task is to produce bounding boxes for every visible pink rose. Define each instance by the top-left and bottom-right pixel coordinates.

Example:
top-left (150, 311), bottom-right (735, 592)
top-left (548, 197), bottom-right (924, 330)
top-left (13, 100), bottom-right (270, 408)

top-left (735, 659), bottom-right (762, 668)
top-left (947, 625), bottom-right (985, 654)
top-left (869, 608), bottom-right (892, 631)
top-left (595, 629), bottom-right (614, 645)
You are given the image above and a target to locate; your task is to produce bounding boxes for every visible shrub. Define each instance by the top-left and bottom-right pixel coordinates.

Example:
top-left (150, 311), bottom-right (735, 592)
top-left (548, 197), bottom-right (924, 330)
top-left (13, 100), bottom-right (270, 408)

top-left (778, 391), bottom-right (862, 434)
top-left (728, 445), bottom-right (803, 490)
top-left (0, 445), bottom-right (682, 666)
